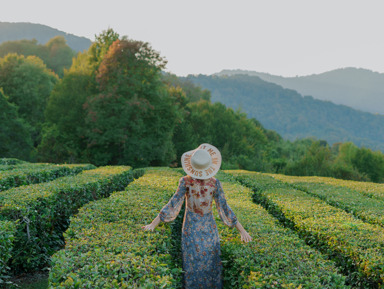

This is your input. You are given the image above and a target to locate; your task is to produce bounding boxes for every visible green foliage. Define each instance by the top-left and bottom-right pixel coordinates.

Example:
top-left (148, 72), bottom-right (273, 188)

top-left (38, 66), bottom-right (94, 163)
top-left (217, 172), bottom-right (348, 288)
top-left (0, 220), bottom-right (17, 287)
top-left (162, 72), bottom-right (211, 102)
top-left (0, 89), bottom-right (33, 160)
top-left (352, 147), bottom-right (384, 183)
top-left (0, 53), bottom-right (58, 151)
top-left (0, 166), bottom-right (135, 273)
top-left (0, 163), bottom-right (95, 191)
top-left (84, 38), bottom-right (178, 167)
top-left (0, 36), bottom-right (76, 77)
top-left (229, 170), bottom-right (384, 288)
top-left (88, 28), bottom-right (120, 70)
top-left (175, 100), bottom-right (269, 171)
top-left (49, 168), bottom-right (183, 288)
top-left (284, 141), bottom-right (333, 177)
top-left (0, 158), bottom-right (27, 165)
top-left (289, 182), bottom-right (384, 228)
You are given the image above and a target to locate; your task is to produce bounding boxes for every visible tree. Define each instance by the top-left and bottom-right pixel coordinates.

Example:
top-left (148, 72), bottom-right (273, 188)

top-left (38, 29), bottom-right (123, 164)
top-left (0, 53), bottom-right (58, 147)
top-left (352, 148), bottom-right (384, 183)
top-left (0, 37), bottom-right (76, 77)
top-left (84, 38), bottom-right (179, 166)
top-left (44, 36), bottom-right (76, 77)
top-left (0, 89), bottom-right (33, 160)
top-left (183, 100), bottom-right (268, 170)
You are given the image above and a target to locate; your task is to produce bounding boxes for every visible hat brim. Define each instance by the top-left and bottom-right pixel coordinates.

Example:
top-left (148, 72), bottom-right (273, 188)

top-left (181, 143), bottom-right (222, 180)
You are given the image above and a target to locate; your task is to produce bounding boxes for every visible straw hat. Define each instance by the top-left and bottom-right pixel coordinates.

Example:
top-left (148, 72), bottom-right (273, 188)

top-left (181, 143), bottom-right (222, 180)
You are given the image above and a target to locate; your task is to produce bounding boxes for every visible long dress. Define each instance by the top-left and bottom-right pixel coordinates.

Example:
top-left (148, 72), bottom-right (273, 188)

top-left (158, 175), bottom-right (238, 289)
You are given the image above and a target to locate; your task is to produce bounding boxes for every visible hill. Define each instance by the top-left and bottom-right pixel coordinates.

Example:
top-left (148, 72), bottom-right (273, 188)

top-left (0, 22), bottom-right (92, 52)
top-left (217, 68), bottom-right (384, 115)
top-left (186, 74), bottom-right (384, 152)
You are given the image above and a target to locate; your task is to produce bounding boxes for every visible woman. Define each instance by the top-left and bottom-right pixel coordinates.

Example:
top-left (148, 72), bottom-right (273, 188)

top-left (142, 143), bottom-right (252, 288)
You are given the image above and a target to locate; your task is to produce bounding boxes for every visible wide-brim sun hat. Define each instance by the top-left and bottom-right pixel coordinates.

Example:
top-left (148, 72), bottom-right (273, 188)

top-left (181, 143), bottom-right (222, 180)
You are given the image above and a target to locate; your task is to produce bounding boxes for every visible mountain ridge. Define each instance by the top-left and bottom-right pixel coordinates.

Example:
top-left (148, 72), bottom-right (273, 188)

top-left (217, 67), bottom-right (384, 115)
top-left (187, 73), bottom-right (384, 152)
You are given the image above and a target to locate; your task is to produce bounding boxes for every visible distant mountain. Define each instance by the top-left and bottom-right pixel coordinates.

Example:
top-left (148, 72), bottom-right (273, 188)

top-left (0, 22), bottom-right (92, 52)
top-left (217, 68), bottom-right (384, 115)
top-left (187, 74), bottom-right (384, 152)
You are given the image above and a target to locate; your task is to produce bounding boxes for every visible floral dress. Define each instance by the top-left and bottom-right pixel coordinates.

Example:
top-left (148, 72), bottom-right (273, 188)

top-left (159, 175), bottom-right (238, 289)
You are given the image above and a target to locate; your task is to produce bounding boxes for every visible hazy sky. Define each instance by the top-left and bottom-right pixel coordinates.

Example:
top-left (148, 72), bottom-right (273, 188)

top-left (2, 0), bottom-right (384, 76)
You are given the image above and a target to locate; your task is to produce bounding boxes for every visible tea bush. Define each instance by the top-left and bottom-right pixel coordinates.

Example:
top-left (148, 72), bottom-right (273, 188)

top-left (0, 220), bottom-right (17, 287)
top-left (218, 172), bottom-right (348, 288)
top-left (0, 163), bottom-right (96, 191)
top-left (228, 171), bottom-right (384, 288)
top-left (268, 173), bottom-right (384, 202)
top-left (289, 182), bottom-right (384, 228)
top-left (0, 166), bottom-right (136, 277)
top-left (0, 158), bottom-right (27, 165)
top-left (49, 168), bottom-right (184, 288)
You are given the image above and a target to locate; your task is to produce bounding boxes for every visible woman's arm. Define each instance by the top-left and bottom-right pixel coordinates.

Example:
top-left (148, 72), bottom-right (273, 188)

top-left (235, 221), bottom-right (252, 243)
top-left (142, 177), bottom-right (186, 232)
top-left (142, 215), bottom-right (161, 231)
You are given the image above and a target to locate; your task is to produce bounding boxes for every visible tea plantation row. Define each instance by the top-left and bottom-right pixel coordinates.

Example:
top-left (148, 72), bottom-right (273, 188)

top-left (226, 170), bottom-right (384, 288)
top-left (0, 161), bottom-right (139, 286)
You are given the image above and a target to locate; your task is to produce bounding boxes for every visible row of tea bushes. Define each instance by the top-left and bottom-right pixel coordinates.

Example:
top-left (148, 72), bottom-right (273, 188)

top-left (0, 220), bottom-right (17, 287)
top-left (0, 163), bottom-right (96, 191)
top-left (216, 172), bottom-right (348, 288)
top-left (288, 182), bottom-right (384, 228)
top-left (49, 168), bottom-right (184, 288)
top-left (0, 166), bottom-right (136, 280)
top-left (0, 158), bottom-right (27, 165)
top-left (228, 171), bottom-right (384, 288)
top-left (268, 173), bottom-right (384, 202)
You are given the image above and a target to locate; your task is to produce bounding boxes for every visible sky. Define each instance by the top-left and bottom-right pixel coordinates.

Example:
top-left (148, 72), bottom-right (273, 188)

top-left (1, 0), bottom-right (384, 77)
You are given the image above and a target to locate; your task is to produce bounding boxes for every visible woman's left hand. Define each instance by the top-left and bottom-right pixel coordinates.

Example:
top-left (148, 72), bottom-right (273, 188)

top-left (142, 215), bottom-right (161, 231)
top-left (142, 223), bottom-right (157, 231)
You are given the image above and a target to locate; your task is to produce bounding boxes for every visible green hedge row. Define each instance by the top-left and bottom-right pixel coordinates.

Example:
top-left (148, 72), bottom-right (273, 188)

top-left (0, 220), bottom-right (17, 287)
top-left (0, 158), bottom-right (27, 165)
top-left (0, 165), bottom-right (136, 279)
top-left (290, 182), bottom-right (384, 228)
top-left (268, 173), bottom-right (384, 203)
top-left (0, 163), bottom-right (96, 191)
top-left (49, 168), bottom-right (183, 288)
top-left (217, 172), bottom-right (348, 288)
top-left (228, 170), bottom-right (384, 288)
top-left (0, 165), bottom-right (16, 172)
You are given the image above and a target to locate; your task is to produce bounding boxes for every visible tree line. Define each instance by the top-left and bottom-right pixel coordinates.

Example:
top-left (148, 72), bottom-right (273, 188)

top-left (0, 29), bottom-right (383, 183)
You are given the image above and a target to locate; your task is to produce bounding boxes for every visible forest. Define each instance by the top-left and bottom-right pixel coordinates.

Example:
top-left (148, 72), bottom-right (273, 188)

top-left (1, 29), bottom-right (384, 183)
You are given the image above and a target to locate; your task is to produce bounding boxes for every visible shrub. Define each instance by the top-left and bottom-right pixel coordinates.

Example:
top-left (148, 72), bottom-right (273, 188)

top-left (228, 170), bottom-right (384, 288)
top-left (218, 172), bottom-right (348, 288)
top-left (0, 163), bottom-right (96, 191)
top-left (0, 220), bottom-right (17, 287)
top-left (49, 168), bottom-right (183, 288)
top-left (0, 166), bottom-right (135, 275)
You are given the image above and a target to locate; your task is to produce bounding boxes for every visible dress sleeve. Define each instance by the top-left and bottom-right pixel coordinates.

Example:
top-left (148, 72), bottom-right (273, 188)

top-left (158, 177), bottom-right (186, 222)
top-left (213, 179), bottom-right (238, 228)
